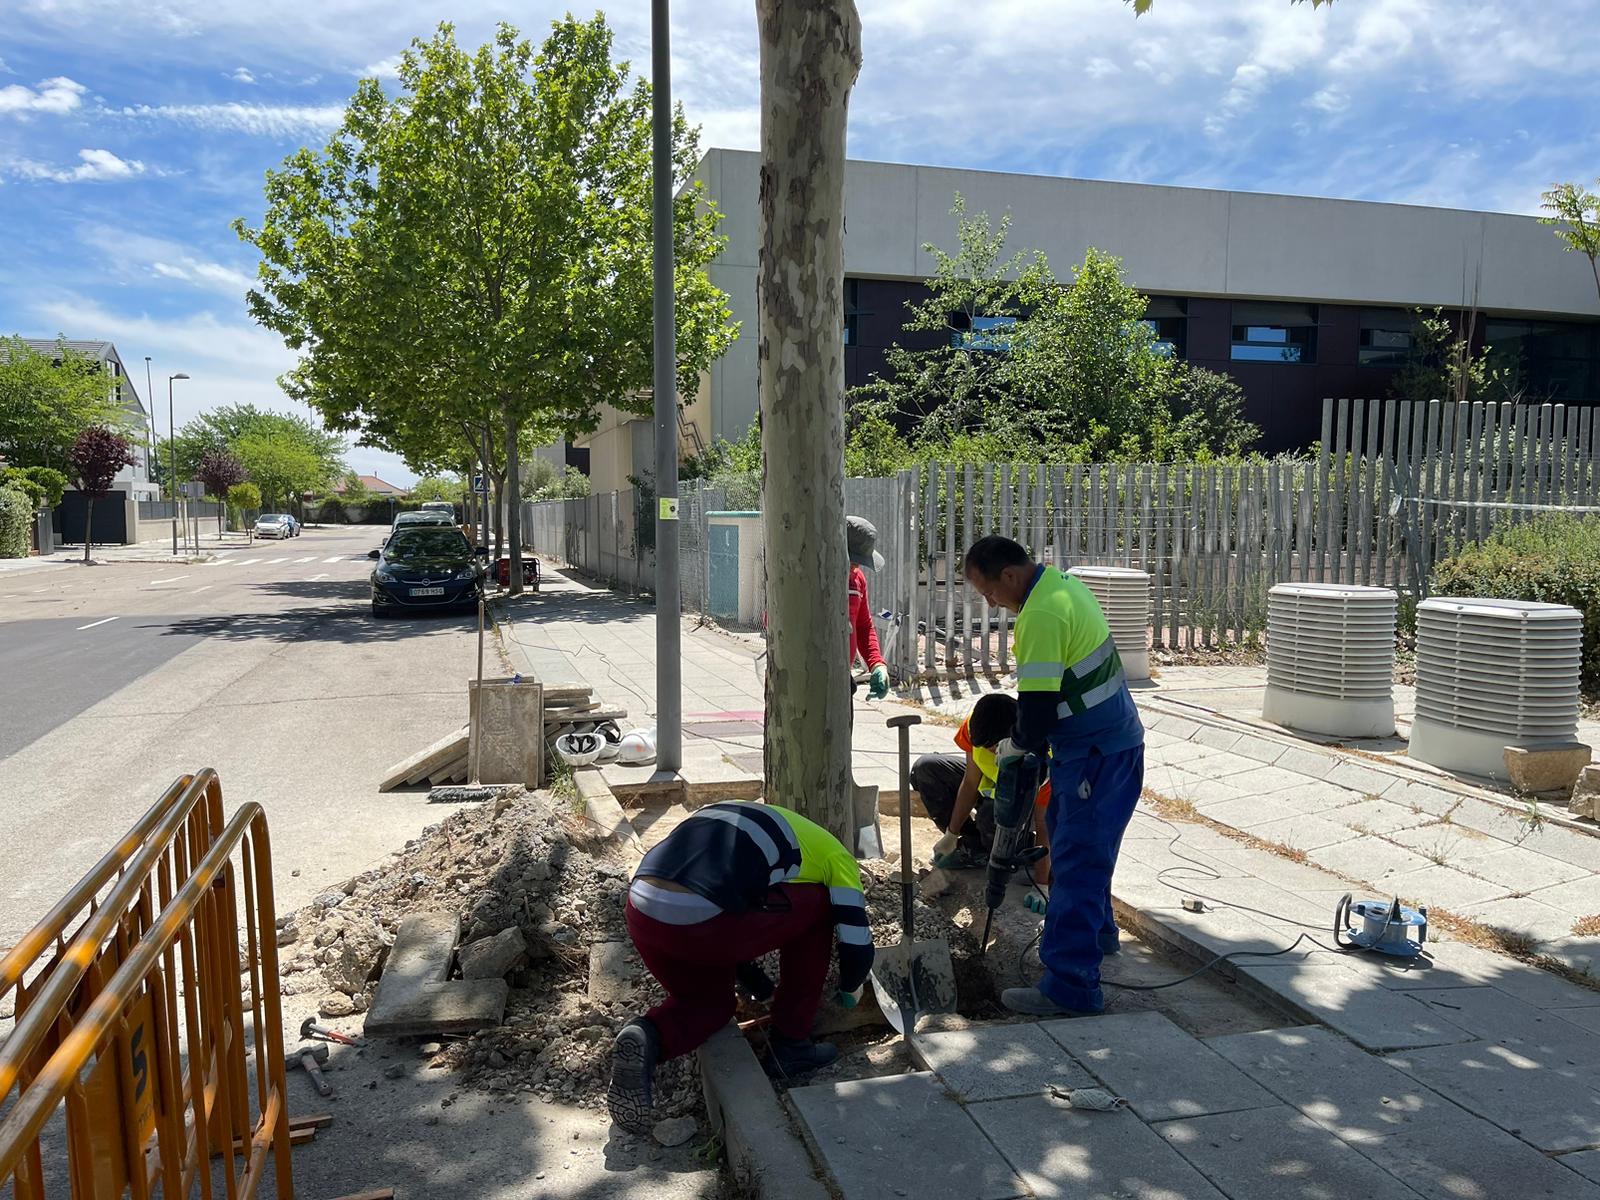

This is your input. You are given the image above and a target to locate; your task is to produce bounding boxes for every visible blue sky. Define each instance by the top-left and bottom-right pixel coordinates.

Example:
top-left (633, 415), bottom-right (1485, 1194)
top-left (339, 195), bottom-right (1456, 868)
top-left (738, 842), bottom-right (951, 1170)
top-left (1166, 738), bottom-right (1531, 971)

top-left (3, 0), bottom-right (1598, 485)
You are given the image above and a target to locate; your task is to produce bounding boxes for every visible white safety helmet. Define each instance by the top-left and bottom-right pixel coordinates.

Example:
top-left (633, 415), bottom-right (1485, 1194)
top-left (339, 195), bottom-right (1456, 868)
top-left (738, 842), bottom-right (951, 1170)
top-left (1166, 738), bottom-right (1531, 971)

top-left (554, 731), bottom-right (602, 767)
top-left (594, 721), bottom-right (623, 764)
top-left (617, 728), bottom-right (657, 766)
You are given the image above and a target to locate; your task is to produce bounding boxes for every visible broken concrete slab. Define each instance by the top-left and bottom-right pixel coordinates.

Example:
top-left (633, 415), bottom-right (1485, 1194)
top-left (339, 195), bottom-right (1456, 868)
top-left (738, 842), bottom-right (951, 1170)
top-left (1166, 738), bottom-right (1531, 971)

top-left (912, 1023), bottom-right (1095, 1102)
top-left (1233, 962), bottom-right (1474, 1051)
top-left (1388, 1039), bottom-right (1600, 1154)
top-left (1041, 1011), bottom-right (1277, 1123)
top-left (1505, 743), bottom-right (1592, 795)
top-left (1207, 1026), bottom-right (1600, 1200)
top-left (574, 767), bottom-right (644, 851)
top-left (1571, 765), bottom-right (1600, 820)
top-left (381, 724), bottom-right (469, 791)
top-left (458, 926), bottom-right (527, 980)
top-left (364, 912), bottom-right (508, 1037)
top-left (587, 940), bottom-right (644, 1004)
top-left (1156, 1105), bottom-right (1427, 1200)
top-left (970, 1097), bottom-right (1227, 1200)
top-left (788, 1072), bottom-right (1025, 1200)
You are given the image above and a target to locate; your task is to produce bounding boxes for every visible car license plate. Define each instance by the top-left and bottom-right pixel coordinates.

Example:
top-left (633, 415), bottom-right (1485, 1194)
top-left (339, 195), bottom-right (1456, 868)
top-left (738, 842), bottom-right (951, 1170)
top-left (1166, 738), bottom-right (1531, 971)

top-left (410, 587), bottom-right (446, 597)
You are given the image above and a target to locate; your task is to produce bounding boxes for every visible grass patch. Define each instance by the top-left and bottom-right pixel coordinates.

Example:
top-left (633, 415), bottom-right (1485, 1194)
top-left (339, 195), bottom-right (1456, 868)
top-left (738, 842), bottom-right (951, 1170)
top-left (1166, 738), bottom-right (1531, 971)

top-left (1573, 913), bottom-right (1600, 938)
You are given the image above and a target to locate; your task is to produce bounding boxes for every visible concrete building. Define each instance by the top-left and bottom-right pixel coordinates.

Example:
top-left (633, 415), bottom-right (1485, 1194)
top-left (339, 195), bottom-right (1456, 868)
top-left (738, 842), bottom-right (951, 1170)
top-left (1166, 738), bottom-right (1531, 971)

top-left (576, 149), bottom-right (1600, 492)
top-left (17, 338), bottom-right (156, 500)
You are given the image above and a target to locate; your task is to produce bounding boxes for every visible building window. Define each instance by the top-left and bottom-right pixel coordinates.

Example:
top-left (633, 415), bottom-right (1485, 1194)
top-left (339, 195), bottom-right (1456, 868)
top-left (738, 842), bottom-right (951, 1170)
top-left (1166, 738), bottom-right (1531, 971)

top-left (1485, 318), bottom-right (1600, 403)
top-left (1141, 296), bottom-right (1187, 358)
top-left (951, 313), bottom-right (1017, 352)
top-left (1231, 302), bottom-right (1318, 363)
top-left (843, 279), bottom-right (872, 346)
top-left (1358, 308), bottom-right (1420, 367)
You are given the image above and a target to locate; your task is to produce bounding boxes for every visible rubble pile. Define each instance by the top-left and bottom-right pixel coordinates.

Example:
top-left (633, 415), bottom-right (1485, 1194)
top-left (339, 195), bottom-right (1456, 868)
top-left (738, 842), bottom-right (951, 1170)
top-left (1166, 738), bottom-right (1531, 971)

top-left (278, 789), bottom-right (699, 1117)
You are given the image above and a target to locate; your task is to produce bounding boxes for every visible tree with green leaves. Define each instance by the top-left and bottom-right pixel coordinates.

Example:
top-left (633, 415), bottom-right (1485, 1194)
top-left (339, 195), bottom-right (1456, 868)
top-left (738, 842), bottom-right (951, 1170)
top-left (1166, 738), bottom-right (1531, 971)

top-left (0, 337), bottom-right (130, 473)
top-left (154, 404), bottom-right (344, 491)
top-left (69, 426), bottom-right (135, 564)
top-left (228, 481), bottom-right (261, 540)
top-left (1387, 308), bottom-right (1515, 406)
top-left (0, 465), bottom-right (68, 513)
top-left (236, 17), bottom-right (735, 595)
top-left (410, 476), bottom-right (465, 505)
top-left (1540, 181), bottom-right (1600, 304)
top-left (235, 431), bottom-right (330, 511)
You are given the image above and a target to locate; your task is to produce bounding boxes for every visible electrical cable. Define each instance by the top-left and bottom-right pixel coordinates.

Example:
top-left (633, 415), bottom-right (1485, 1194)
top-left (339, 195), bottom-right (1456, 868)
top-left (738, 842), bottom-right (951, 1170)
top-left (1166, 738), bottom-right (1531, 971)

top-left (1014, 809), bottom-right (1350, 989)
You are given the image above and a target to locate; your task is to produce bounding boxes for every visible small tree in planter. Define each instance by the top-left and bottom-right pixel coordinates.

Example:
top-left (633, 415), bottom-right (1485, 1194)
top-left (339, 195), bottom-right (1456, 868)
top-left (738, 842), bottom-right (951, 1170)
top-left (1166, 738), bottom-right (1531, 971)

top-left (228, 482), bottom-right (261, 543)
top-left (197, 448), bottom-right (248, 536)
top-left (68, 426), bottom-right (135, 564)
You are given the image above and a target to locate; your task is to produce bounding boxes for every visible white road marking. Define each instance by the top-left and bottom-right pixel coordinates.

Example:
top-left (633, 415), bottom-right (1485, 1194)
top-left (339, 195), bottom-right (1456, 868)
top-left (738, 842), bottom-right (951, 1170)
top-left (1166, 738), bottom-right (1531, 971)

top-left (295, 556), bottom-right (316, 563)
top-left (149, 575), bottom-right (190, 585)
top-left (236, 558), bottom-right (261, 566)
top-left (323, 556), bottom-right (343, 563)
top-left (308, 573), bottom-right (330, 581)
top-left (267, 557), bottom-right (288, 564)
top-left (193, 585), bottom-right (213, 594)
top-left (77, 616), bottom-right (119, 630)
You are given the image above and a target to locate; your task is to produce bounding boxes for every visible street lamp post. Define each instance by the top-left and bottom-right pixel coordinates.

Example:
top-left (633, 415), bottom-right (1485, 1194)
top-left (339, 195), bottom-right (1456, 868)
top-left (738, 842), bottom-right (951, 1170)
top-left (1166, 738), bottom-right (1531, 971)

top-left (168, 373), bottom-right (190, 555)
top-left (143, 356), bottom-right (154, 494)
top-left (651, 0), bottom-right (681, 773)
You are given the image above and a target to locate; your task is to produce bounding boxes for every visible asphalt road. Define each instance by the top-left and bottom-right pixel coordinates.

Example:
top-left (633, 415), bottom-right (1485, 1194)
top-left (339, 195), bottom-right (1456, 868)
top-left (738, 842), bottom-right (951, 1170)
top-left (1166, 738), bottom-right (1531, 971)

top-left (0, 527), bottom-right (491, 946)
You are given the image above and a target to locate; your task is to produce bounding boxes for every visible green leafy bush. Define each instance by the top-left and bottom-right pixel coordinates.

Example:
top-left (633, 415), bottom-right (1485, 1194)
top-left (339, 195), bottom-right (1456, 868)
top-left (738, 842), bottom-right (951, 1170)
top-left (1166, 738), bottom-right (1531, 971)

top-left (0, 485), bottom-right (32, 558)
top-left (1430, 514), bottom-right (1600, 693)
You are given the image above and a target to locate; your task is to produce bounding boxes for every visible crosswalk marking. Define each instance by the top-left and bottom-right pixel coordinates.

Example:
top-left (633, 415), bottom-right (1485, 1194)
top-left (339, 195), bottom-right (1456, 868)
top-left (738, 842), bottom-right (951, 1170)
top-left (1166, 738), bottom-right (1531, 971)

top-left (295, 556), bottom-right (316, 563)
top-left (236, 558), bottom-right (260, 566)
top-left (266, 557), bottom-right (288, 564)
top-left (193, 585), bottom-right (213, 594)
top-left (324, 556), bottom-right (344, 563)
top-left (77, 616), bottom-right (118, 630)
top-left (149, 575), bottom-right (189, 586)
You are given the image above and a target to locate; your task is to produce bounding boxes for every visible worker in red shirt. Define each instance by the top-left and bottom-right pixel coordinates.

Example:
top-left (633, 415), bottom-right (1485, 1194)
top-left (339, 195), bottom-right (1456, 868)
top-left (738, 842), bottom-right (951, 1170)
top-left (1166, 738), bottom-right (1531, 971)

top-left (847, 516), bottom-right (890, 700)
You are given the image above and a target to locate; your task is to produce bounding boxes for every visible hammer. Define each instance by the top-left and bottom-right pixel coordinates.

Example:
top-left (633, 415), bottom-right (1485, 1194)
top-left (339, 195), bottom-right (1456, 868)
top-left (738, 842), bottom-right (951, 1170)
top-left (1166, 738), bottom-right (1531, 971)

top-left (301, 1016), bottom-right (365, 1046)
top-left (286, 1042), bottom-right (333, 1096)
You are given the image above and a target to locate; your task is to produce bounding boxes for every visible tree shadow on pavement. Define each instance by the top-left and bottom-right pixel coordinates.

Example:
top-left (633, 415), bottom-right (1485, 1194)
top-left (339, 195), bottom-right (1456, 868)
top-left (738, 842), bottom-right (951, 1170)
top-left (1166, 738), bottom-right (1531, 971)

top-left (157, 601), bottom-right (477, 645)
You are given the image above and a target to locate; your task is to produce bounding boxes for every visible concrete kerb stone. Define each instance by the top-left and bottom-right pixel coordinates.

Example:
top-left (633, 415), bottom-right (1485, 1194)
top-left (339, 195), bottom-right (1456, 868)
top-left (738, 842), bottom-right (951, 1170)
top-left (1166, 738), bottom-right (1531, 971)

top-left (696, 1024), bottom-right (831, 1200)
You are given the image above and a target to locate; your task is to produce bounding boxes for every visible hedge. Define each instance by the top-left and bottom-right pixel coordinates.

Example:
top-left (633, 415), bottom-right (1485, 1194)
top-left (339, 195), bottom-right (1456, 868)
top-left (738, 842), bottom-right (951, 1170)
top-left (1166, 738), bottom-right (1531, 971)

top-left (1430, 514), bottom-right (1600, 694)
top-left (0, 486), bottom-right (32, 558)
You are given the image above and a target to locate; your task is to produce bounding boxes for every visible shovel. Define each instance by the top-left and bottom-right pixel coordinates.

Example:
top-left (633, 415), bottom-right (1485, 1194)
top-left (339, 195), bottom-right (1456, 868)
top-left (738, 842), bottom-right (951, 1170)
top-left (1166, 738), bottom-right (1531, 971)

top-left (868, 713), bottom-right (957, 1039)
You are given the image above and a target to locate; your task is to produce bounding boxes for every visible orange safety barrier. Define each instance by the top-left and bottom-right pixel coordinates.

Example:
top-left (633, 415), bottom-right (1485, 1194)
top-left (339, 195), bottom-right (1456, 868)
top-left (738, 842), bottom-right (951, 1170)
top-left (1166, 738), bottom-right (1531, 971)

top-left (0, 770), bottom-right (295, 1199)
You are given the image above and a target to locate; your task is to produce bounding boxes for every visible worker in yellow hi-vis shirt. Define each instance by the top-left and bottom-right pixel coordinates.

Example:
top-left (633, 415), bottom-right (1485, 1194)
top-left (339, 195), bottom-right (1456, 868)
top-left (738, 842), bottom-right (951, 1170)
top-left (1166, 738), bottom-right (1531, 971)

top-left (963, 535), bottom-right (1145, 1017)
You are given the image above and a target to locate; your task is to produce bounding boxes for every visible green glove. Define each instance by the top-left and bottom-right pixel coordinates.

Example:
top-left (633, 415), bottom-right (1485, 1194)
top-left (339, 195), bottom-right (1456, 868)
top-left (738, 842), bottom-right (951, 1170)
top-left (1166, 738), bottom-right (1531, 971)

top-left (835, 988), bottom-right (860, 1009)
top-left (868, 664), bottom-right (890, 699)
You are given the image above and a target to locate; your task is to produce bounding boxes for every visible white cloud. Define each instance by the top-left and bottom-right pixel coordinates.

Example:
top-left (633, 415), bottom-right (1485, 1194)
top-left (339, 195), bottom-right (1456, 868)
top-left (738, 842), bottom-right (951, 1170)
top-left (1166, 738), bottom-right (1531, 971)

top-left (229, 66), bottom-right (256, 84)
top-left (78, 224), bottom-right (257, 296)
top-left (110, 102), bottom-right (344, 137)
top-left (0, 76), bottom-right (86, 117)
top-left (360, 55), bottom-right (403, 80)
top-left (1307, 87), bottom-right (1349, 114)
top-left (0, 56), bottom-right (12, 75)
top-left (1084, 57), bottom-right (1120, 80)
top-left (12, 148), bottom-right (146, 183)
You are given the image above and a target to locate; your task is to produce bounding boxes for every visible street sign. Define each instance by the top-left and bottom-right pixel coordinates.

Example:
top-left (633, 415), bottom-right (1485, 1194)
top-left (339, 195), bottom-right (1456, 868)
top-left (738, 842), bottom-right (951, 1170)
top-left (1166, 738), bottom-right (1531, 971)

top-left (472, 473), bottom-right (487, 494)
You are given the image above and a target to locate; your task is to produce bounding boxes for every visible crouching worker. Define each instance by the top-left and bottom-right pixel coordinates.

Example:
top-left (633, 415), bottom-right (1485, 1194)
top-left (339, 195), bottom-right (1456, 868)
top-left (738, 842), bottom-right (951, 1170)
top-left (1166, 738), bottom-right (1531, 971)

top-left (918, 693), bottom-right (1052, 869)
top-left (608, 801), bottom-right (875, 1132)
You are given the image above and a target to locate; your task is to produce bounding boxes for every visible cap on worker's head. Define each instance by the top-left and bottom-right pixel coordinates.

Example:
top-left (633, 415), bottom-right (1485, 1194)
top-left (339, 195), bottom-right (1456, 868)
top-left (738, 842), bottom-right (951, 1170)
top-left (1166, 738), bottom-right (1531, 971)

top-left (846, 515), bottom-right (884, 571)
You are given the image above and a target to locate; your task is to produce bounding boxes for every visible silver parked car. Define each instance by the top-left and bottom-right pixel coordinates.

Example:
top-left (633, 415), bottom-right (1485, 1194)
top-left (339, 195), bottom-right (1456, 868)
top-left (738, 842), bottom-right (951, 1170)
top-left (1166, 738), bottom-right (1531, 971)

top-left (255, 513), bottom-right (294, 539)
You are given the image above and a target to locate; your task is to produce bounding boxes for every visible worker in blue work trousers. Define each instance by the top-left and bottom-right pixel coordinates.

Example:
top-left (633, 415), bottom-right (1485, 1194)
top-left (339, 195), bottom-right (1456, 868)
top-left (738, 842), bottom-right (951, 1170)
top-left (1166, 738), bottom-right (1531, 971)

top-left (962, 535), bottom-right (1144, 1016)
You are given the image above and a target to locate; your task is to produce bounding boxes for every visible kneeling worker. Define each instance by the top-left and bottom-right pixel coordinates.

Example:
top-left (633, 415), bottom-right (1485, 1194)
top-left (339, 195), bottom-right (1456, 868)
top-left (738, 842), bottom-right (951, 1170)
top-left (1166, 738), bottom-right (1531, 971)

top-left (608, 801), bottom-right (874, 1132)
top-left (962, 536), bottom-right (1144, 1017)
top-left (917, 692), bottom-right (1051, 869)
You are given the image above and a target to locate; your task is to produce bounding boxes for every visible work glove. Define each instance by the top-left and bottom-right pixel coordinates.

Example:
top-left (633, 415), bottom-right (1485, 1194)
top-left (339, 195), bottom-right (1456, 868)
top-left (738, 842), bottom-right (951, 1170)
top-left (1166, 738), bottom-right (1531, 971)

top-left (834, 987), bottom-right (862, 1009)
top-left (868, 664), bottom-right (890, 700)
top-left (931, 830), bottom-right (961, 869)
top-left (995, 737), bottom-right (1025, 766)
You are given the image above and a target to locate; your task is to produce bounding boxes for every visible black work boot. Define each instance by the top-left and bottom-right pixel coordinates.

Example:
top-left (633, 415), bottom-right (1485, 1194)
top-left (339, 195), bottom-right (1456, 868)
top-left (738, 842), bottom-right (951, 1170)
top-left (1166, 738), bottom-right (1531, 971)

top-left (735, 961), bottom-right (775, 1003)
top-left (764, 1034), bottom-right (839, 1080)
top-left (607, 1018), bottom-right (660, 1133)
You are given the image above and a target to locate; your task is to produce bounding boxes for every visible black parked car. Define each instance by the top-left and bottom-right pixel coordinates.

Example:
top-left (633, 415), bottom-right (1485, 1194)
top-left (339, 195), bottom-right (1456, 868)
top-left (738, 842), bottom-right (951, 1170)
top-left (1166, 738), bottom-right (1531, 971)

top-left (370, 527), bottom-right (486, 617)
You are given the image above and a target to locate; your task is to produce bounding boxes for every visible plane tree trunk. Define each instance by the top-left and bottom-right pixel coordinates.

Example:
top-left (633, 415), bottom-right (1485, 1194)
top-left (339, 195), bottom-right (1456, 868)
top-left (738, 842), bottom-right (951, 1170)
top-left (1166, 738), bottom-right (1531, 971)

top-left (756, 0), bottom-right (863, 843)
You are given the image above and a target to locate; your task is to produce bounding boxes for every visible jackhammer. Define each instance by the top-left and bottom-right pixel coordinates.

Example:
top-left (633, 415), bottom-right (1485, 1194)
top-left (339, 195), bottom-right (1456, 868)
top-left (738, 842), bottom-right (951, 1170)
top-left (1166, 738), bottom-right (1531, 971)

top-left (979, 750), bottom-right (1047, 953)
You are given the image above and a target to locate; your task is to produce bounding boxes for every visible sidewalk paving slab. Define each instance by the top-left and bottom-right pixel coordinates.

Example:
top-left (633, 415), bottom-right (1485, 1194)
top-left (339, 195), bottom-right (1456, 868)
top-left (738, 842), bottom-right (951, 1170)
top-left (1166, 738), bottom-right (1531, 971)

top-left (1325, 797), bottom-right (1435, 837)
top-left (912, 1023), bottom-right (1096, 1101)
top-left (1323, 758), bottom-right (1401, 797)
top-left (1384, 864), bottom-right (1510, 910)
top-left (1455, 894), bottom-right (1573, 943)
top-left (1387, 1039), bottom-right (1600, 1153)
top-left (1155, 1105), bottom-right (1427, 1200)
top-left (787, 1072), bottom-right (1026, 1200)
top-left (1207, 1026), bottom-right (1600, 1200)
top-left (1041, 1011), bottom-right (1279, 1123)
top-left (969, 1098), bottom-right (1227, 1200)
top-left (1231, 962), bottom-right (1474, 1051)
top-left (1307, 835), bottom-right (1436, 885)
top-left (1563, 1151), bottom-right (1600, 1185)
top-left (1246, 812), bottom-right (1362, 853)
top-left (1198, 793), bottom-right (1308, 831)
top-left (1401, 986), bottom-right (1599, 1056)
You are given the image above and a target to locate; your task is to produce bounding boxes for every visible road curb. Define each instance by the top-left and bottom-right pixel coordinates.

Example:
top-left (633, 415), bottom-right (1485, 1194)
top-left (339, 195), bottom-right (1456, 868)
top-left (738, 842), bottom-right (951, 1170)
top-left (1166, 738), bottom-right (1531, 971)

top-left (697, 1024), bottom-right (832, 1200)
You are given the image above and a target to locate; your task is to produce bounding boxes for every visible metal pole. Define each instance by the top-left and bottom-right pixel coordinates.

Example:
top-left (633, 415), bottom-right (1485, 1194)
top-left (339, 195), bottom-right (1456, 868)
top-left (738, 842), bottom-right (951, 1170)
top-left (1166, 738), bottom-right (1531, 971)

top-left (651, 0), bottom-right (681, 773)
top-left (168, 376), bottom-right (177, 556)
top-left (143, 356), bottom-right (154, 494)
